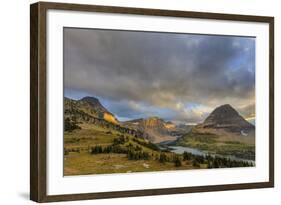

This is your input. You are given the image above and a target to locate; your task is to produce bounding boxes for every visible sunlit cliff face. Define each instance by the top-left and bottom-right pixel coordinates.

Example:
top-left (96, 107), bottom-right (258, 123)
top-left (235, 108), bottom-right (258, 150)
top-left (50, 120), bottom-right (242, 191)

top-left (103, 112), bottom-right (118, 124)
top-left (164, 122), bottom-right (176, 129)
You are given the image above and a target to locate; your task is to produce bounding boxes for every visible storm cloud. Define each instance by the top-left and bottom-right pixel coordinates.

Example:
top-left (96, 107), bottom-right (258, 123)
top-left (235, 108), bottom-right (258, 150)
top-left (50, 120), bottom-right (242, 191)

top-left (64, 28), bottom-right (255, 123)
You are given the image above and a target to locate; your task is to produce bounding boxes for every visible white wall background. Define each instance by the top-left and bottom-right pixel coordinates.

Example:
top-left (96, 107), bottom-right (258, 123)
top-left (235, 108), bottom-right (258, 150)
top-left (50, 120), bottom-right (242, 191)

top-left (0, 0), bottom-right (279, 204)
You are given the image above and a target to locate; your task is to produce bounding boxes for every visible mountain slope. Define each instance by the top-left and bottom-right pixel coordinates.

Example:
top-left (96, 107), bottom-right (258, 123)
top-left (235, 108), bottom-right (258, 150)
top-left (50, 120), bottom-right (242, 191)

top-left (123, 117), bottom-right (177, 143)
top-left (203, 104), bottom-right (254, 133)
top-left (193, 104), bottom-right (255, 140)
top-left (64, 96), bottom-right (119, 124)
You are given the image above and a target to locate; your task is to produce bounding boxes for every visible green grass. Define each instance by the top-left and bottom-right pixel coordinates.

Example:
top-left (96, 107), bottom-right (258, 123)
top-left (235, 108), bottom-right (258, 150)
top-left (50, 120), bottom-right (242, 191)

top-left (64, 124), bottom-right (124, 149)
top-left (64, 152), bottom-right (197, 175)
top-left (64, 123), bottom-right (202, 175)
top-left (178, 132), bottom-right (218, 144)
top-left (177, 131), bottom-right (255, 160)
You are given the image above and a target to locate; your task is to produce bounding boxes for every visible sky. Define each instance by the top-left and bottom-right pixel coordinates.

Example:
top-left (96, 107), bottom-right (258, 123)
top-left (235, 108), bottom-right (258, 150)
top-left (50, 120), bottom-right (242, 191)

top-left (64, 28), bottom-right (255, 124)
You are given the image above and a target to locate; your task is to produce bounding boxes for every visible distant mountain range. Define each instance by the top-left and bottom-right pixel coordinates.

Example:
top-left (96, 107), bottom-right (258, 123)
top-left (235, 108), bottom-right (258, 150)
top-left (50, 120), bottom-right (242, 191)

top-left (64, 96), bottom-right (254, 143)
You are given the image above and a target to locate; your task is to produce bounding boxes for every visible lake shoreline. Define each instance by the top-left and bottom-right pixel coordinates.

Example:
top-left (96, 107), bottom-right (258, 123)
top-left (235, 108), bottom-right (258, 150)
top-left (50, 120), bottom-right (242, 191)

top-left (157, 143), bottom-right (255, 165)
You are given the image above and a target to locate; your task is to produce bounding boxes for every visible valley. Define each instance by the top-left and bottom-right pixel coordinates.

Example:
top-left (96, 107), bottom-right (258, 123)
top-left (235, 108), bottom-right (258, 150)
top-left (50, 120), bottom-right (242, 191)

top-left (64, 97), bottom-right (255, 176)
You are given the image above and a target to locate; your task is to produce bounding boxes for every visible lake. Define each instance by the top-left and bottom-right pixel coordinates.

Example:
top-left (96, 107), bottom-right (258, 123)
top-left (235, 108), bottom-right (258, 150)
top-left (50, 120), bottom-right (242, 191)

top-left (169, 146), bottom-right (206, 156)
top-left (168, 146), bottom-right (255, 164)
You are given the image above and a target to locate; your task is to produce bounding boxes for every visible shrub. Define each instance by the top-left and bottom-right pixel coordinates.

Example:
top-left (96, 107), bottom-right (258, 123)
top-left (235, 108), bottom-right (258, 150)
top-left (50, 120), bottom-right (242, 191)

top-left (113, 135), bottom-right (127, 145)
top-left (173, 155), bottom-right (182, 167)
top-left (127, 149), bottom-right (150, 160)
top-left (192, 159), bottom-right (200, 167)
top-left (183, 151), bottom-right (192, 161)
top-left (159, 152), bottom-right (168, 163)
top-left (64, 117), bottom-right (81, 132)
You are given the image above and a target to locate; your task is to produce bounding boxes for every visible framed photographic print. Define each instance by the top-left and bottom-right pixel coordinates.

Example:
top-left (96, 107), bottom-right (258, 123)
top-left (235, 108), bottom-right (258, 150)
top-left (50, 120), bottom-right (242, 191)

top-left (30, 1), bottom-right (274, 202)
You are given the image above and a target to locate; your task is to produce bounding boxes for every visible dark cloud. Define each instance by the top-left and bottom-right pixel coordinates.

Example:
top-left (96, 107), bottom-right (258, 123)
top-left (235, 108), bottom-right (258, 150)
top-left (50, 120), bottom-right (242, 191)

top-left (64, 28), bottom-right (255, 123)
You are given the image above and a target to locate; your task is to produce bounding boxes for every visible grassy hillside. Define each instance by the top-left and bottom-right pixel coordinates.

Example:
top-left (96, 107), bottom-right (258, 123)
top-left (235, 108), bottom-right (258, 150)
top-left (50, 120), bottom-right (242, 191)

top-left (175, 126), bottom-right (255, 160)
top-left (64, 123), bottom-right (200, 175)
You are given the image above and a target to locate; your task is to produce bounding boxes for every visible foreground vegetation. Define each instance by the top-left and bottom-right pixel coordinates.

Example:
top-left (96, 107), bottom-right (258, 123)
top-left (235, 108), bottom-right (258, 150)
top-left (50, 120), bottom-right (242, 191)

top-left (64, 123), bottom-right (254, 176)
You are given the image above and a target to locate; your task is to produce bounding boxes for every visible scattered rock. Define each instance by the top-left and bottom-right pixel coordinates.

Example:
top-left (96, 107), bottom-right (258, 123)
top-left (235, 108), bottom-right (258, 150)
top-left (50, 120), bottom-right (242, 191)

top-left (143, 163), bottom-right (150, 168)
top-left (113, 165), bottom-right (125, 169)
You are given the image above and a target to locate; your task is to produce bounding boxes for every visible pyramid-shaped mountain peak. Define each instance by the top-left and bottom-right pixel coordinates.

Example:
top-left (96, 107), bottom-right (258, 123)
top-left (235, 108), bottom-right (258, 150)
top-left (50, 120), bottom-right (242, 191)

top-left (203, 104), bottom-right (254, 132)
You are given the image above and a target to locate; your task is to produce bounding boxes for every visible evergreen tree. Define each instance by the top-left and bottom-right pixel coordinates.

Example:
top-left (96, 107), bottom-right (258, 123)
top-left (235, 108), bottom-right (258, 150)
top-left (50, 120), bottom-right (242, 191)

top-left (174, 155), bottom-right (182, 167)
top-left (159, 152), bottom-right (168, 163)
